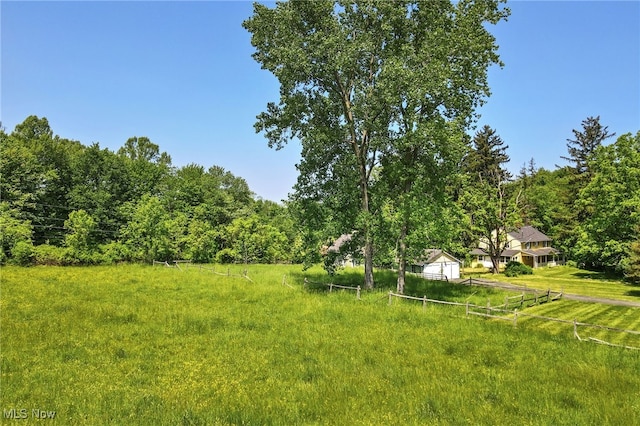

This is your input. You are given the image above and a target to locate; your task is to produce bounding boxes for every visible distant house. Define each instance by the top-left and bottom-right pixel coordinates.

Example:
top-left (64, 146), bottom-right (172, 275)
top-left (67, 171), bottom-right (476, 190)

top-left (471, 226), bottom-right (563, 269)
top-left (406, 249), bottom-right (462, 280)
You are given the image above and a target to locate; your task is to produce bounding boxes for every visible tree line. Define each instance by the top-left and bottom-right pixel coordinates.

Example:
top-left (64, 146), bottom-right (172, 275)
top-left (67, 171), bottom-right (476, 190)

top-left (1, 116), bottom-right (302, 266)
top-left (1, 113), bottom-right (639, 286)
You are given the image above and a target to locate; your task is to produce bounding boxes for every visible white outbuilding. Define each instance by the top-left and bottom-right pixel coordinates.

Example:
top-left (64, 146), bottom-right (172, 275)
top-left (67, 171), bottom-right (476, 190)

top-left (407, 249), bottom-right (462, 281)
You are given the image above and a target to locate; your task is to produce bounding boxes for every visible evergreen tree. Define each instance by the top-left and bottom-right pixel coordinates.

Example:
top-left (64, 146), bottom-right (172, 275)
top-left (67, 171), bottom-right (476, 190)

top-left (462, 125), bottom-right (520, 273)
top-left (561, 116), bottom-right (615, 180)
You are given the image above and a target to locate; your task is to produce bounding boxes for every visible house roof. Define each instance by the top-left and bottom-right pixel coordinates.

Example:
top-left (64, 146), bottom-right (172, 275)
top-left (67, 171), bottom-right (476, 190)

top-left (509, 226), bottom-right (551, 243)
top-left (470, 248), bottom-right (488, 256)
top-left (327, 233), bottom-right (352, 253)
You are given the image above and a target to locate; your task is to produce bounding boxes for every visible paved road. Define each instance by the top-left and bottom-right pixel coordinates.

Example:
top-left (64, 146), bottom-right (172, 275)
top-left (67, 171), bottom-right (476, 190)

top-left (455, 277), bottom-right (640, 308)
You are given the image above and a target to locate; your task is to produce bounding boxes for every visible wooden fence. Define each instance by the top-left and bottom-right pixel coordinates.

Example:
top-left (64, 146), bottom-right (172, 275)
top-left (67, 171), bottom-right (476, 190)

top-left (152, 260), bottom-right (189, 268)
top-left (408, 272), bottom-right (449, 282)
top-left (387, 291), bottom-right (640, 350)
top-left (304, 278), bottom-right (361, 300)
top-left (153, 260), bottom-right (253, 282)
top-left (502, 289), bottom-right (562, 309)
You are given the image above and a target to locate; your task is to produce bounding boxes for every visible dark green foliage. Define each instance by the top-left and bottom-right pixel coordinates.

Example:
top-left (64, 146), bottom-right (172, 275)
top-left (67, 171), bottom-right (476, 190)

top-left (503, 261), bottom-right (533, 277)
top-left (626, 236), bottom-right (640, 284)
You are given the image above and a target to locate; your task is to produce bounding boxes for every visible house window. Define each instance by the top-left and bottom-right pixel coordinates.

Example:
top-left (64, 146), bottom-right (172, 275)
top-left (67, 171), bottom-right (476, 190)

top-left (478, 255), bottom-right (484, 261)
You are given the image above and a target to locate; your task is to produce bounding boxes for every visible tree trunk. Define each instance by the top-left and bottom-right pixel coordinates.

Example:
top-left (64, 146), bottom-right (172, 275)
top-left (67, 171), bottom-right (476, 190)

top-left (491, 256), bottom-right (500, 274)
top-left (364, 233), bottom-right (375, 290)
top-left (396, 220), bottom-right (408, 294)
top-left (362, 182), bottom-right (375, 290)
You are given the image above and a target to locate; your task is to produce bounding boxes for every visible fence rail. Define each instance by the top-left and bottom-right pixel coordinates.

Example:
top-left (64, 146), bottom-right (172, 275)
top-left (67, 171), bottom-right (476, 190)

top-left (416, 272), bottom-right (449, 282)
top-left (153, 260), bottom-right (253, 282)
top-left (304, 279), bottom-right (361, 300)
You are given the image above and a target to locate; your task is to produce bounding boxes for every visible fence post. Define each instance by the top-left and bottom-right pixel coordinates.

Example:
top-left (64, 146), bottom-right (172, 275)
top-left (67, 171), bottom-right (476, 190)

top-left (504, 296), bottom-right (509, 309)
top-left (422, 296), bottom-right (427, 311)
top-left (573, 319), bottom-right (580, 341)
top-left (227, 267), bottom-right (230, 276)
top-left (547, 289), bottom-right (550, 302)
top-left (357, 286), bottom-right (361, 300)
top-left (388, 291), bottom-right (393, 305)
top-left (513, 308), bottom-right (518, 327)
top-left (303, 278), bottom-right (307, 288)
top-left (329, 284), bottom-right (333, 293)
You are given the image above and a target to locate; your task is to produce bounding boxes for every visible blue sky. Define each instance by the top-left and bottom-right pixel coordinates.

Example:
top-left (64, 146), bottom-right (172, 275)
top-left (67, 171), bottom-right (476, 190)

top-left (2, 1), bottom-right (639, 202)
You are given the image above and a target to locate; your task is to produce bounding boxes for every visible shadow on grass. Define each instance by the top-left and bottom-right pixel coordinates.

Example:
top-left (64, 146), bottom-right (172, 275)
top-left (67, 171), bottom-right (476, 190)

top-left (625, 289), bottom-right (640, 298)
top-left (289, 267), bottom-right (500, 301)
top-left (571, 269), bottom-right (622, 280)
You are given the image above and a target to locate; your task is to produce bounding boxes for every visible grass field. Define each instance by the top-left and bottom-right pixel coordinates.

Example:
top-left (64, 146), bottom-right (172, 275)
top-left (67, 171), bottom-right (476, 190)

top-left (466, 265), bottom-right (640, 302)
top-left (1, 264), bottom-right (639, 425)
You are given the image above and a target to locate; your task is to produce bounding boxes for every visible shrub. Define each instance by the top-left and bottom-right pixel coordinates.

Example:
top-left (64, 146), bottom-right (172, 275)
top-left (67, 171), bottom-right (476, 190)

top-left (504, 261), bottom-right (533, 277)
top-left (215, 248), bottom-right (239, 264)
top-left (11, 241), bottom-right (34, 266)
top-left (33, 244), bottom-right (68, 266)
top-left (100, 241), bottom-right (130, 264)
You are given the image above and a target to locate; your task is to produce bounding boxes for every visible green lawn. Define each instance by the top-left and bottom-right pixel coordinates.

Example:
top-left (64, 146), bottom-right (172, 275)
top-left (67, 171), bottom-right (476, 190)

top-left (2, 264), bottom-right (639, 425)
top-left (466, 265), bottom-right (640, 302)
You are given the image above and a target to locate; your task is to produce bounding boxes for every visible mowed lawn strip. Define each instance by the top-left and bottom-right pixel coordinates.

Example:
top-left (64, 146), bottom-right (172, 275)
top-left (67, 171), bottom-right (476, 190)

top-left (1, 265), bottom-right (639, 425)
top-left (468, 265), bottom-right (640, 302)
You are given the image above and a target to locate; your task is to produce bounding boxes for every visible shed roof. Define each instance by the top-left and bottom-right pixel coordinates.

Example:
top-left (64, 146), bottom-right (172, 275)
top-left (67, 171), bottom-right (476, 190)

top-left (412, 249), bottom-right (462, 266)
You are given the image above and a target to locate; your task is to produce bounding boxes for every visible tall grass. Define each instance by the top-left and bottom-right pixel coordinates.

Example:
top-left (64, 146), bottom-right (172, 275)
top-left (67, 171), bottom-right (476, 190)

top-left (1, 264), bottom-right (639, 424)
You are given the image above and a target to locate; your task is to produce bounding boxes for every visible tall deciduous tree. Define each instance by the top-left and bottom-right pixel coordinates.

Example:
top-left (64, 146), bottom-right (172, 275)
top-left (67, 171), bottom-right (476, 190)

top-left (244, 0), bottom-right (508, 289)
top-left (574, 132), bottom-right (640, 272)
top-left (118, 136), bottom-right (172, 199)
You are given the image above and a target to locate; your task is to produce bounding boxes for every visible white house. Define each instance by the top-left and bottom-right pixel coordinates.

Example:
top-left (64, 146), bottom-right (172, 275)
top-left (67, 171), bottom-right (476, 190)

top-left (470, 226), bottom-right (563, 269)
top-left (407, 249), bottom-right (462, 280)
